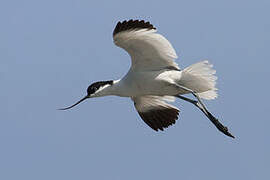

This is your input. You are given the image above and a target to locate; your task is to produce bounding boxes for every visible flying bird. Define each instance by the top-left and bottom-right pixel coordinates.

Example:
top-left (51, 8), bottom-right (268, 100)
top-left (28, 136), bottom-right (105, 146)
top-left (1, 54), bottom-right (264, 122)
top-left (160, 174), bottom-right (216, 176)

top-left (60, 19), bottom-right (234, 138)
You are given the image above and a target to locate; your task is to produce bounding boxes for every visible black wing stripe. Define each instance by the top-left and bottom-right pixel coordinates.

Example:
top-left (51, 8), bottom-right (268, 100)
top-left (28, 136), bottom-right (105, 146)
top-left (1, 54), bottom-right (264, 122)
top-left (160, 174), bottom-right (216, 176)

top-left (158, 109), bottom-right (174, 128)
top-left (138, 106), bottom-right (179, 131)
top-left (152, 112), bottom-right (164, 131)
top-left (113, 19), bottom-right (156, 36)
top-left (139, 111), bottom-right (159, 131)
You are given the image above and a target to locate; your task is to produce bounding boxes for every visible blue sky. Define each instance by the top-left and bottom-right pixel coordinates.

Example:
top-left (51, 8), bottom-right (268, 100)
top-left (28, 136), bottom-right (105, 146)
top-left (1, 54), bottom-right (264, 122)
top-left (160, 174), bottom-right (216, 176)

top-left (1, 0), bottom-right (269, 179)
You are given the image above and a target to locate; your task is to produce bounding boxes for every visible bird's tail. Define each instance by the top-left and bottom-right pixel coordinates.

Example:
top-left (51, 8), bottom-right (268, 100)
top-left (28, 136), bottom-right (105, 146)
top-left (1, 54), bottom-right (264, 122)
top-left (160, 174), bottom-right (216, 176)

top-left (180, 60), bottom-right (218, 100)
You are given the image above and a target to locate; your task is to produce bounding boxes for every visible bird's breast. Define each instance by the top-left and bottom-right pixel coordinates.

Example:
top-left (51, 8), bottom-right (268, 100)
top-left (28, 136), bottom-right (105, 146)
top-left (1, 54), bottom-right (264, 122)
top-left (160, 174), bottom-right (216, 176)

top-left (119, 70), bottom-right (181, 97)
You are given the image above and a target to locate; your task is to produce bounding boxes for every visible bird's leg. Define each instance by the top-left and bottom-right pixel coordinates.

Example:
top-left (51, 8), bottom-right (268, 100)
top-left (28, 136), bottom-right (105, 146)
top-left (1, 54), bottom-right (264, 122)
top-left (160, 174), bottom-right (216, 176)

top-left (173, 84), bottom-right (210, 114)
top-left (173, 84), bottom-right (235, 138)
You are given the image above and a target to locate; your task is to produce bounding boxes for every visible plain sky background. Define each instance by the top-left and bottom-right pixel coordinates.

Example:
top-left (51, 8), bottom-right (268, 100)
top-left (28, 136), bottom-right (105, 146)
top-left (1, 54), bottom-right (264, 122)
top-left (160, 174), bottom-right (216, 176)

top-left (1, 0), bottom-right (269, 179)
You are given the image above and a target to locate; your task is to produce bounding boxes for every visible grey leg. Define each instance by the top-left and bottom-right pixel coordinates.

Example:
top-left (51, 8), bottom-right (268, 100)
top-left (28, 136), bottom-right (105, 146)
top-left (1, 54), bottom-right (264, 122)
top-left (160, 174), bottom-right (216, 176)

top-left (173, 84), bottom-right (208, 113)
top-left (174, 84), bottom-right (235, 138)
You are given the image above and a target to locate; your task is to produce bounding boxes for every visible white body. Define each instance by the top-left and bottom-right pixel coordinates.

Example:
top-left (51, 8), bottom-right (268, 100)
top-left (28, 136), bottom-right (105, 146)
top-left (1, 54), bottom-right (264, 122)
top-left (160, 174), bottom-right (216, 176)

top-left (99, 60), bottom-right (217, 100)
top-left (60, 20), bottom-right (231, 134)
top-left (113, 69), bottom-right (182, 97)
top-left (67, 20), bottom-right (219, 132)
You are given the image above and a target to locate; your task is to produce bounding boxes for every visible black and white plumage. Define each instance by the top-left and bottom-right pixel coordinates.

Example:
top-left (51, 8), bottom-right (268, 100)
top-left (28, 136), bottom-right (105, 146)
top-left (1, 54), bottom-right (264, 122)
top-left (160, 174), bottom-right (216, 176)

top-left (133, 96), bottom-right (179, 131)
top-left (60, 19), bottom-right (234, 138)
top-left (113, 20), bottom-right (156, 36)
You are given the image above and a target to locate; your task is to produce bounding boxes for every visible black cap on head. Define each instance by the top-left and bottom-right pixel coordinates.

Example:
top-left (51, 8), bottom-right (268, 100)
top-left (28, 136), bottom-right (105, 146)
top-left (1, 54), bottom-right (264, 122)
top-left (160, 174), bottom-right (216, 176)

top-left (87, 80), bottom-right (113, 95)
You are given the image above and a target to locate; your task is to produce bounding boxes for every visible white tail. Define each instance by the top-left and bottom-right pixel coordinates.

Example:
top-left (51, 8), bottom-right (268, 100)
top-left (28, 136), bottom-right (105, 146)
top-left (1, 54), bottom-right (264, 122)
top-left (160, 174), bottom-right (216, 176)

top-left (181, 60), bottom-right (218, 100)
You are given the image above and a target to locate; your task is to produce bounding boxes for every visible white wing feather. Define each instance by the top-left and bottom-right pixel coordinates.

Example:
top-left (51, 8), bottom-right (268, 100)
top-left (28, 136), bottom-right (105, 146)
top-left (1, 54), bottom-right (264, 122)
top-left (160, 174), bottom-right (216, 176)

top-left (132, 96), bottom-right (179, 131)
top-left (114, 29), bottom-right (179, 71)
top-left (133, 95), bottom-right (178, 112)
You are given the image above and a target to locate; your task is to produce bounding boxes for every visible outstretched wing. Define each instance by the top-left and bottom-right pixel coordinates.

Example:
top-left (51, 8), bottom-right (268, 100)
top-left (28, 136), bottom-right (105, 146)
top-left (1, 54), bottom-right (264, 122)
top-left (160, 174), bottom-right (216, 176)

top-left (113, 19), bottom-right (179, 71)
top-left (132, 96), bottom-right (180, 131)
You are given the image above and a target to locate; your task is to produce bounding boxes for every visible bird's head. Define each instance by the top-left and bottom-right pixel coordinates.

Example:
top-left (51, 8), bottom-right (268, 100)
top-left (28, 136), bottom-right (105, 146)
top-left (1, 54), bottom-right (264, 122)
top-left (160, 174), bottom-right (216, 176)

top-left (59, 80), bottom-right (114, 110)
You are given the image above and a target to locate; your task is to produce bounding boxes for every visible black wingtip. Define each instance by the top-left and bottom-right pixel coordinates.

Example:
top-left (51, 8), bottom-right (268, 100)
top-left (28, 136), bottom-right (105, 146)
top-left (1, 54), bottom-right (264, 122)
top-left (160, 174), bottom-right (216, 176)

top-left (137, 107), bottom-right (179, 132)
top-left (113, 19), bottom-right (156, 36)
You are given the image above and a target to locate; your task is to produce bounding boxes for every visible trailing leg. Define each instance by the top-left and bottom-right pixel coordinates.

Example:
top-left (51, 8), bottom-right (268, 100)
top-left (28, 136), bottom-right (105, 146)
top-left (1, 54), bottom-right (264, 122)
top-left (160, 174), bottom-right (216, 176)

top-left (173, 84), bottom-right (234, 138)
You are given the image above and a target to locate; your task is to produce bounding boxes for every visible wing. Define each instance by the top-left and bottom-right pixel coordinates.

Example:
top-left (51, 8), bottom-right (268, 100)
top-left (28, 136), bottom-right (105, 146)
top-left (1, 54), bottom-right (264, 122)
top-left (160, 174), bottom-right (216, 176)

top-left (113, 20), bottom-right (180, 71)
top-left (132, 96), bottom-right (180, 131)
